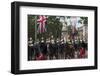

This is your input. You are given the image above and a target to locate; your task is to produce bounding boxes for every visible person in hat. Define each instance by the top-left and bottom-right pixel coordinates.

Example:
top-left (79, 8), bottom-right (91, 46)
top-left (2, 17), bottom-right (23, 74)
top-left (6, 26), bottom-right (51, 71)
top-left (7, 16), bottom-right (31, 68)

top-left (49, 35), bottom-right (56, 59)
top-left (34, 39), bottom-right (41, 60)
top-left (35, 38), bottom-right (47, 61)
top-left (46, 38), bottom-right (51, 60)
top-left (40, 37), bottom-right (47, 58)
top-left (28, 37), bottom-right (34, 60)
top-left (59, 38), bottom-right (66, 59)
top-left (55, 38), bottom-right (61, 59)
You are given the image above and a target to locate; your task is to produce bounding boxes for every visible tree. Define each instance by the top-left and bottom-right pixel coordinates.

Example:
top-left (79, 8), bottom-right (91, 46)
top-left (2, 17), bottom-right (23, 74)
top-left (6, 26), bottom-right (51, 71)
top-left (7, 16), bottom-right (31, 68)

top-left (28, 15), bottom-right (36, 41)
top-left (78, 17), bottom-right (88, 25)
top-left (47, 16), bottom-right (63, 40)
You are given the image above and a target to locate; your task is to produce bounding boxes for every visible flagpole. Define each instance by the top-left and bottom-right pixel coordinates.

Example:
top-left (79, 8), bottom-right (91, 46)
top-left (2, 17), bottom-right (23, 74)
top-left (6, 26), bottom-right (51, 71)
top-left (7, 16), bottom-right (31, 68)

top-left (35, 16), bottom-right (37, 43)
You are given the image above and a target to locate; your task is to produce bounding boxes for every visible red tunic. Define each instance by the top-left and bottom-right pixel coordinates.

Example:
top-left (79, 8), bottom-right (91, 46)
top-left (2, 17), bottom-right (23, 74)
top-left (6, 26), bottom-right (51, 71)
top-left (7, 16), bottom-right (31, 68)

top-left (36, 53), bottom-right (46, 60)
top-left (79, 48), bottom-right (85, 58)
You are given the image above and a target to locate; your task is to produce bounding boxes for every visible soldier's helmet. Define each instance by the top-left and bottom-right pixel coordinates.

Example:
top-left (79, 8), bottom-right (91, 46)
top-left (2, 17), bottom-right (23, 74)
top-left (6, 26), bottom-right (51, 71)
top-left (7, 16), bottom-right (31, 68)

top-left (29, 37), bottom-right (32, 40)
top-left (28, 37), bottom-right (33, 44)
top-left (36, 39), bottom-right (39, 44)
top-left (41, 37), bottom-right (44, 43)
top-left (28, 37), bottom-right (33, 46)
top-left (51, 35), bottom-right (54, 39)
top-left (80, 40), bottom-right (82, 43)
top-left (75, 39), bottom-right (77, 44)
top-left (56, 38), bottom-right (59, 43)
top-left (51, 38), bottom-right (55, 44)
top-left (46, 38), bottom-right (50, 43)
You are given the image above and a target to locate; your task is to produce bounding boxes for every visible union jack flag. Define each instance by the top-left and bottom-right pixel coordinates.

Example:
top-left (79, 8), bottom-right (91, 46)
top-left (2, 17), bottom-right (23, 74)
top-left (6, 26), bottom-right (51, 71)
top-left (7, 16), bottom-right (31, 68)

top-left (37, 15), bottom-right (47, 33)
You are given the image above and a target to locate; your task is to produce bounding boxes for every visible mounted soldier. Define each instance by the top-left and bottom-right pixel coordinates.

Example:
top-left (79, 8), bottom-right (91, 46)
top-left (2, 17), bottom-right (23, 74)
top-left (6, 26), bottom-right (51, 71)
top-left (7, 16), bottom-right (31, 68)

top-left (55, 38), bottom-right (60, 59)
top-left (59, 37), bottom-right (65, 59)
top-left (49, 35), bottom-right (56, 59)
top-left (40, 37), bottom-right (47, 56)
top-left (28, 37), bottom-right (34, 60)
top-left (46, 38), bottom-right (51, 59)
top-left (34, 39), bottom-right (41, 60)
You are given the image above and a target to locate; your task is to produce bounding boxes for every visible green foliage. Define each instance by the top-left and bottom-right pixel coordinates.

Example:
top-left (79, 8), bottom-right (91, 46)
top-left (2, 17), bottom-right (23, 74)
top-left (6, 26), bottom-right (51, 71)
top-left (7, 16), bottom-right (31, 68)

top-left (78, 17), bottom-right (88, 25)
top-left (28, 15), bottom-right (36, 41)
top-left (47, 16), bottom-right (63, 39)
